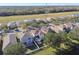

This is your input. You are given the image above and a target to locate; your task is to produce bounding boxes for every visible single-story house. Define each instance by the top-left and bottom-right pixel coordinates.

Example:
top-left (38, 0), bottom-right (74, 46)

top-left (15, 21), bottom-right (23, 27)
top-left (24, 19), bottom-right (35, 23)
top-left (7, 21), bottom-right (17, 29)
top-left (63, 23), bottom-right (73, 33)
top-left (17, 28), bottom-right (44, 48)
top-left (17, 31), bottom-right (34, 47)
top-left (48, 24), bottom-right (64, 33)
top-left (34, 29), bottom-right (44, 45)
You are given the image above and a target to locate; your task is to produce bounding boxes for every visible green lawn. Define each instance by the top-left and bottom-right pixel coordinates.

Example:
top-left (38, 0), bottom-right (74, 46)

top-left (32, 47), bottom-right (57, 55)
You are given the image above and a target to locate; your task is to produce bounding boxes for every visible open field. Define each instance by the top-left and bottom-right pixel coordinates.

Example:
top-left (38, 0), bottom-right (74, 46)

top-left (0, 11), bottom-right (79, 23)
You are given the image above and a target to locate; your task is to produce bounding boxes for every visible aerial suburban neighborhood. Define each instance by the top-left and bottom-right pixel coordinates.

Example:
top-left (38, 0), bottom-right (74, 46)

top-left (0, 6), bottom-right (79, 55)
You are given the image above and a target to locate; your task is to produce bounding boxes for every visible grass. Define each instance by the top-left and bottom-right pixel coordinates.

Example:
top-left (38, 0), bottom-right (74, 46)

top-left (32, 47), bottom-right (57, 55)
top-left (0, 11), bottom-right (79, 23)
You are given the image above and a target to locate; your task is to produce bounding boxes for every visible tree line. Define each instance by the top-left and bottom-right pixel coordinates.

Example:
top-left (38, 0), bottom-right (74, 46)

top-left (0, 6), bottom-right (79, 16)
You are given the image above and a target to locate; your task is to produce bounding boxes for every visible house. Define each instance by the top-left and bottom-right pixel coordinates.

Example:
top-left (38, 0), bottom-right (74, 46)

top-left (63, 23), bottom-right (73, 33)
top-left (58, 16), bottom-right (66, 20)
top-left (49, 26), bottom-right (60, 33)
top-left (18, 31), bottom-right (40, 49)
top-left (40, 26), bottom-right (48, 34)
top-left (45, 18), bottom-right (52, 23)
top-left (34, 29), bottom-right (44, 45)
top-left (34, 18), bottom-right (41, 23)
top-left (24, 19), bottom-right (35, 23)
top-left (48, 23), bottom-right (63, 33)
top-left (15, 21), bottom-right (23, 27)
top-left (17, 27), bottom-right (45, 48)
top-left (27, 26), bottom-right (37, 31)
top-left (7, 21), bottom-right (17, 29)
top-left (48, 23), bottom-right (74, 33)
top-left (0, 30), bottom-right (4, 36)
top-left (74, 23), bottom-right (79, 28)
top-left (17, 31), bottom-right (34, 47)
top-left (2, 33), bottom-right (17, 51)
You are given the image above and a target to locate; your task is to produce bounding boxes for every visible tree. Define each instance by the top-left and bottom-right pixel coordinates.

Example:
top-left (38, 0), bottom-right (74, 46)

top-left (54, 30), bottom-right (79, 55)
top-left (44, 32), bottom-right (54, 45)
top-left (3, 43), bottom-right (27, 55)
top-left (51, 32), bottom-right (67, 47)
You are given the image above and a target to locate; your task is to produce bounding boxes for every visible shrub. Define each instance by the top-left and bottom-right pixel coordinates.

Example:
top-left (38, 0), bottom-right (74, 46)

top-left (2, 25), bottom-right (8, 33)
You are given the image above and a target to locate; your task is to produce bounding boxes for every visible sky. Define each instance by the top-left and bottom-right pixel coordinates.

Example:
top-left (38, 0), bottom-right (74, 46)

top-left (0, 0), bottom-right (79, 3)
top-left (0, 0), bottom-right (79, 6)
top-left (0, 3), bottom-right (79, 6)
